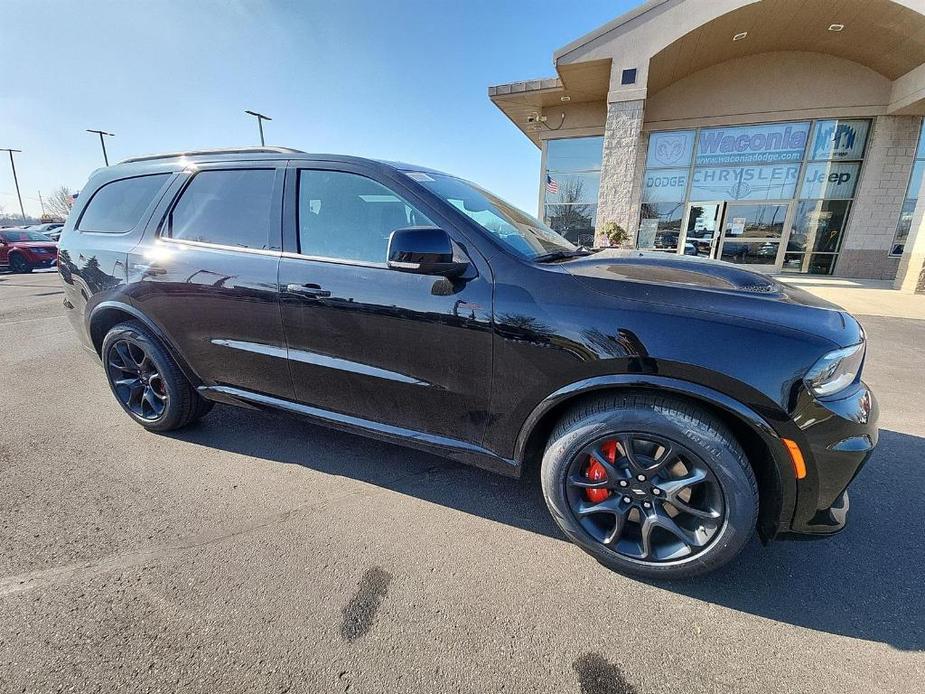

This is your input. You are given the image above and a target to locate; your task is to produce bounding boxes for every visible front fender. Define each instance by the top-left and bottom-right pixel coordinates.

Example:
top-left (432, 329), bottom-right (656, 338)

top-left (513, 374), bottom-right (799, 540)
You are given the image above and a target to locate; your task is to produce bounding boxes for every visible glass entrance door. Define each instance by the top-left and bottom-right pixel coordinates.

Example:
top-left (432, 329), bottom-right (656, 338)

top-left (716, 203), bottom-right (789, 270)
top-left (681, 202), bottom-right (724, 258)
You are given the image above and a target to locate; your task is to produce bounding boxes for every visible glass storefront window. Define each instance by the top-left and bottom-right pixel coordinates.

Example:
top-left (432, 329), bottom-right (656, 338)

top-left (808, 120), bottom-right (870, 161)
top-left (639, 118), bottom-right (871, 275)
top-left (544, 136), bottom-right (603, 246)
top-left (893, 198), bottom-right (916, 256)
top-left (638, 202), bottom-right (684, 251)
top-left (646, 131), bottom-right (695, 169)
top-left (690, 163), bottom-right (800, 201)
top-left (721, 241), bottom-right (781, 264)
top-left (787, 200), bottom-right (851, 255)
top-left (799, 162), bottom-right (860, 200)
top-left (782, 252), bottom-right (837, 274)
top-left (642, 168), bottom-right (688, 203)
top-left (723, 204), bottom-right (786, 239)
top-left (890, 126), bottom-right (925, 257)
top-left (546, 136), bottom-right (605, 173)
top-left (696, 122), bottom-right (810, 165)
top-left (543, 204), bottom-right (598, 247)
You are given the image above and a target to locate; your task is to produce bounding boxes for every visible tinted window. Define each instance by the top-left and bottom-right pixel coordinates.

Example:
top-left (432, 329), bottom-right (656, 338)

top-left (412, 172), bottom-right (575, 258)
top-left (1, 230), bottom-right (51, 242)
top-left (78, 174), bottom-right (170, 233)
top-left (298, 170), bottom-right (432, 262)
top-left (169, 169), bottom-right (276, 249)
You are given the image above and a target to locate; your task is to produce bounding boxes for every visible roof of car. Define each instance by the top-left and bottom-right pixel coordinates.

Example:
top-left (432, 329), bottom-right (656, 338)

top-left (110, 147), bottom-right (448, 177)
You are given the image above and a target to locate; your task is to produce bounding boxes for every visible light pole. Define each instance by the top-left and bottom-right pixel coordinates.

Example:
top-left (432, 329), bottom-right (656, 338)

top-left (86, 129), bottom-right (114, 166)
top-left (0, 148), bottom-right (26, 221)
top-left (244, 110), bottom-right (271, 146)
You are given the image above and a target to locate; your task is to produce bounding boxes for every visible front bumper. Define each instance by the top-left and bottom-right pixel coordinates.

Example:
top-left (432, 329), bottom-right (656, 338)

top-left (783, 381), bottom-right (878, 537)
top-left (26, 255), bottom-right (56, 268)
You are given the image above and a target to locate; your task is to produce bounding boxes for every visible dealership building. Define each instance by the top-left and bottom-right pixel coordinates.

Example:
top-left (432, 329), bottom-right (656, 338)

top-left (489, 0), bottom-right (925, 291)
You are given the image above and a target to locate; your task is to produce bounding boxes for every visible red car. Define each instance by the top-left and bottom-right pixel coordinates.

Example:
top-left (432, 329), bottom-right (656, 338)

top-left (0, 228), bottom-right (59, 273)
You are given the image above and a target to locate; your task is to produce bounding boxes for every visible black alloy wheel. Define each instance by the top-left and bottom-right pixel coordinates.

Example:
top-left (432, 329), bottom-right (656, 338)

top-left (106, 338), bottom-right (168, 421)
top-left (541, 393), bottom-right (758, 579)
top-left (564, 433), bottom-right (724, 562)
top-left (101, 320), bottom-right (213, 432)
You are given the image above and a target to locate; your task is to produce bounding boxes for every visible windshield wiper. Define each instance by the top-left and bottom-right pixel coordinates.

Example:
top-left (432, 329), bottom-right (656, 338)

top-left (533, 249), bottom-right (592, 263)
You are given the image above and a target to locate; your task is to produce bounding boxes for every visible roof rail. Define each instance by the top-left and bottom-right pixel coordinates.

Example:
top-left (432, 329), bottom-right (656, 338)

top-left (118, 146), bottom-right (305, 165)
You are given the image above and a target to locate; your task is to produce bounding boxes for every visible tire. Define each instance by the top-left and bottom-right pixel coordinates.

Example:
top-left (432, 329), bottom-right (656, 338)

top-left (10, 254), bottom-right (32, 274)
top-left (541, 392), bottom-right (758, 580)
top-left (101, 320), bottom-right (213, 432)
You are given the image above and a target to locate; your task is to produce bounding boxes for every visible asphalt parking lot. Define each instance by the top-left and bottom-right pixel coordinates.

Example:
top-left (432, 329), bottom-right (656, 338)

top-left (1, 270), bottom-right (923, 694)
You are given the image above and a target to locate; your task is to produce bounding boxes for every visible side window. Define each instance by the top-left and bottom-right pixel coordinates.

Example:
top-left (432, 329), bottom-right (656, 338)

top-left (298, 170), bottom-right (433, 263)
top-left (77, 174), bottom-right (170, 233)
top-left (168, 169), bottom-right (276, 249)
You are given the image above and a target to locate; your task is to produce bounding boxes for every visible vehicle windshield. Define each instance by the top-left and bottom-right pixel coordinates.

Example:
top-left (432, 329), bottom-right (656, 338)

top-left (407, 172), bottom-right (578, 259)
top-left (1, 230), bottom-right (52, 242)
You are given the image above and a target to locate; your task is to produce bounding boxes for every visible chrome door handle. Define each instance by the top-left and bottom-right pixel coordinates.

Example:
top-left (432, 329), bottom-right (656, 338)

top-left (285, 283), bottom-right (331, 298)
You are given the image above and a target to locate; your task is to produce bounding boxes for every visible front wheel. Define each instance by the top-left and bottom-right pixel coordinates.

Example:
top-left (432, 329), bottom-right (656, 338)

top-left (101, 320), bottom-right (213, 432)
top-left (541, 393), bottom-right (758, 579)
top-left (10, 254), bottom-right (32, 273)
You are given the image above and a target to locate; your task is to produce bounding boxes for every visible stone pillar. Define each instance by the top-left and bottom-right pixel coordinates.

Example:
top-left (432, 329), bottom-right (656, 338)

top-left (894, 172), bottom-right (925, 293)
top-left (596, 99), bottom-right (646, 247)
top-left (836, 116), bottom-right (919, 279)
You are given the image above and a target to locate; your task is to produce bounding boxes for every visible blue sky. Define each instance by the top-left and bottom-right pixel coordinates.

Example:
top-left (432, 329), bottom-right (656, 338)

top-left (0, 0), bottom-right (636, 218)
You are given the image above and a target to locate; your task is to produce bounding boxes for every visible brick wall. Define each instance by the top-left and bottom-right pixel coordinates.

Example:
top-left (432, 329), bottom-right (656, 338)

top-left (836, 115), bottom-right (921, 279)
top-left (596, 100), bottom-right (646, 247)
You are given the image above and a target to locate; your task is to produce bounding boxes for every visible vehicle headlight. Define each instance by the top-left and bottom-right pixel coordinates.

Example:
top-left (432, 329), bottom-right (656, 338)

top-left (804, 342), bottom-right (865, 397)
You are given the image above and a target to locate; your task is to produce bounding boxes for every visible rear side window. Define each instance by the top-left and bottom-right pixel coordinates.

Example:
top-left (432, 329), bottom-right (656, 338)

top-left (167, 169), bottom-right (276, 249)
top-left (298, 170), bottom-right (432, 263)
top-left (77, 174), bottom-right (170, 233)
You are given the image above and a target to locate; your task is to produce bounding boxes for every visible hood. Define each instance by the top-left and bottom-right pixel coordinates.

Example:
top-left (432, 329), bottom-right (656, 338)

top-left (557, 249), bottom-right (861, 347)
top-left (14, 241), bottom-right (58, 249)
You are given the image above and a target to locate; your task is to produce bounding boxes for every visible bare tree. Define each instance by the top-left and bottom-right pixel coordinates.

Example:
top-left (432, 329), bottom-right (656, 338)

top-left (45, 186), bottom-right (75, 221)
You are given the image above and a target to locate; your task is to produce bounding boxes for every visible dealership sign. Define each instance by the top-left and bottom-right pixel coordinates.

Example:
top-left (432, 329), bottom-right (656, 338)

top-left (800, 162), bottom-right (860, 199)
top-left (690, 164), bottom-right (801, 201)
top-left (647, 131), bottom-right (695, 168)
top-left (642, 168), bottom-right (689, 203)
top-left (696, 123), bottom-right (810, 165)
top-left (809, 120), bottom-right (869, 161)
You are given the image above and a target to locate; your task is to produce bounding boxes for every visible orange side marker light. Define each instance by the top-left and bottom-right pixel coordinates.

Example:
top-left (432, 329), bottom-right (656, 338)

top-left (782, 438), bottom-right (807, 479)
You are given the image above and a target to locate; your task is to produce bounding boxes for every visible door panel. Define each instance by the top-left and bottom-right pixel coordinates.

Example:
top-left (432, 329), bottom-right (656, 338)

top-left (278, 164), bottom-right (493, 444)
top-left (127, 163), bottom-right (293, 399)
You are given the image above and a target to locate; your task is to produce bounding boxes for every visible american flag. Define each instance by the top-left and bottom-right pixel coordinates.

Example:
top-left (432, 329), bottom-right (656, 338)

top-left (545, 174), bottom-right (559, 195)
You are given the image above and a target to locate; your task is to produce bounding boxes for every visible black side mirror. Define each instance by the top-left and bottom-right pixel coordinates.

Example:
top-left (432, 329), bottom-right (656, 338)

top-left (387, 227), bottom-right (469, 277)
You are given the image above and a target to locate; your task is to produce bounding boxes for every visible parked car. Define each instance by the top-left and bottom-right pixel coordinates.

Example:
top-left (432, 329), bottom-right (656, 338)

top-left (58, 147), bottom-right (878, 579)
top-left (28, 223), bottom-right (65, 240)
top-left (0, 228), bottom-right (58, 273)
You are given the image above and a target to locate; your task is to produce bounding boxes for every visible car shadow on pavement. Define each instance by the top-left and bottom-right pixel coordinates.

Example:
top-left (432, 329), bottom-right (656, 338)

top-left (170, 409), bottom-right (923, 651)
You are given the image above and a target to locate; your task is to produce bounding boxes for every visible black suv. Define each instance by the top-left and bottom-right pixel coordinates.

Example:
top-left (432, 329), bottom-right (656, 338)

top-left (59, 147), bottom-right (878, 579)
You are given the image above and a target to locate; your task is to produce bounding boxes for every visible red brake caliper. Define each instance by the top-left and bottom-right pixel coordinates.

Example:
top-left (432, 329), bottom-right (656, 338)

top-left (584, 440), bottom-right (617, 503)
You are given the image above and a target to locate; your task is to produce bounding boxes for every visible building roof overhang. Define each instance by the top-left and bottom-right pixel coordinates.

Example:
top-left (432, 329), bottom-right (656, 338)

top-left (490, 0), bottom-right (925, 145)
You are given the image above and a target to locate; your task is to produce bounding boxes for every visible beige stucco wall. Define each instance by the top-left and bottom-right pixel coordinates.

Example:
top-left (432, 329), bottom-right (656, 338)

top-left (644, 52), bottom-right (892, 130)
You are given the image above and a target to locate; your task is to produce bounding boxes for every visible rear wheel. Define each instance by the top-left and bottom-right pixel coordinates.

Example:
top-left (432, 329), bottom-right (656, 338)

top-left (102, 320), bottom-right (213, 432)
top-left (541, 393), bottom-right (758, 579)
top-left (10, 254), bottom-right (32, 273)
